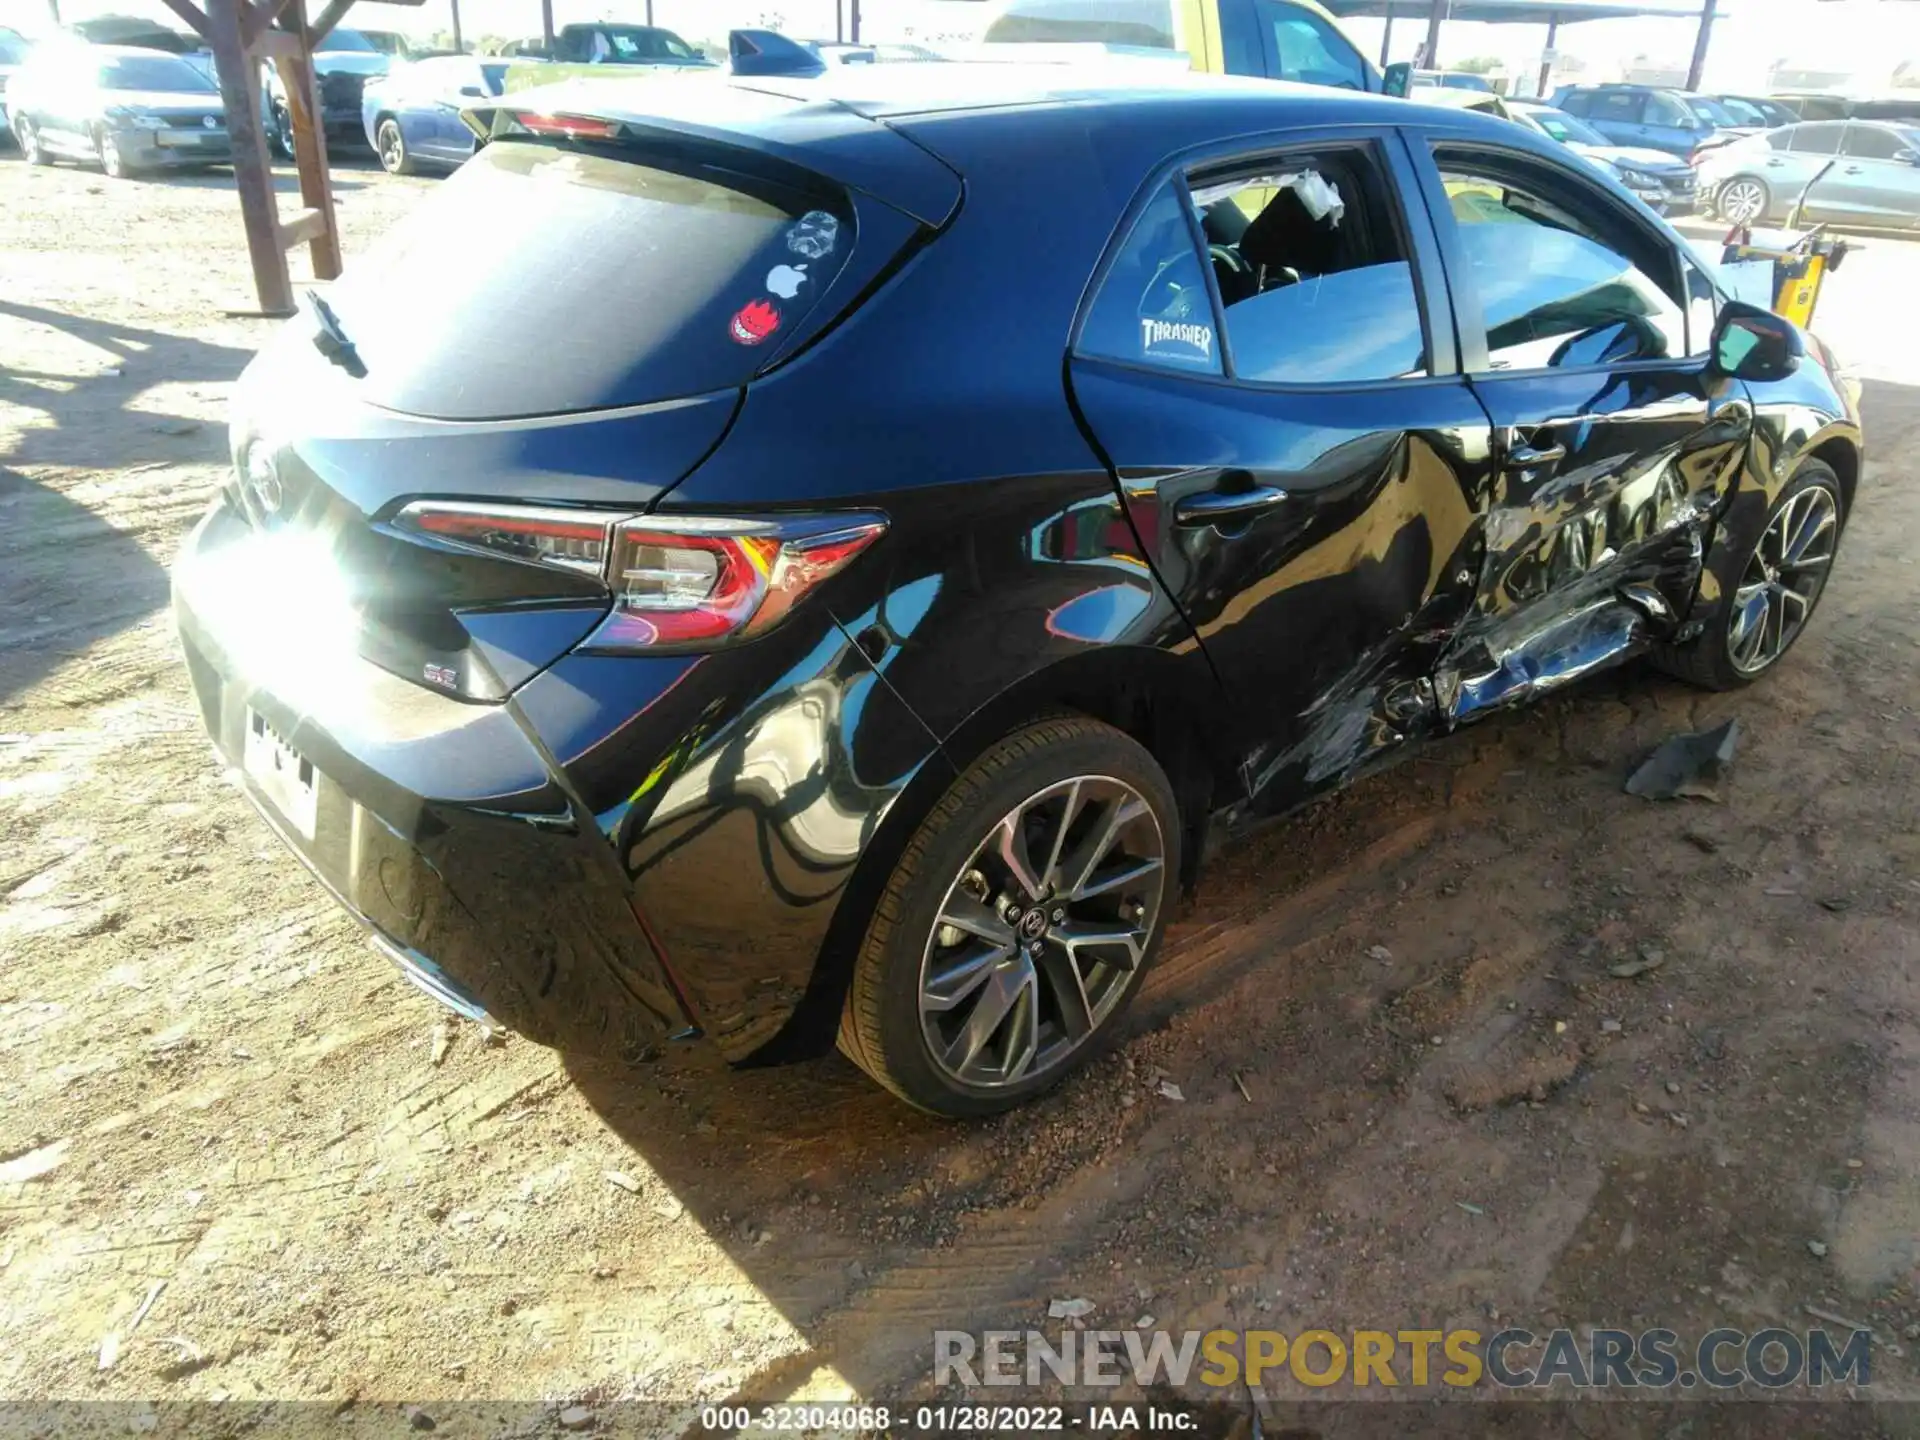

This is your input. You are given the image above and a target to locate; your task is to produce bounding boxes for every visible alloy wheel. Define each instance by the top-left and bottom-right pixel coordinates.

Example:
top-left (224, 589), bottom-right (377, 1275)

top-left (378, 121), bottom-right (405, 174)
top-left (918, 774), bottom-right (1166, 1090)
top-left (1719, 177), bottom-right (1767, 225)
top-left (98, 130), bottom-right (126, 179)
top-left (1727, 484), bottom-right (1838, 675)
top-left (18, 119), bottom-right (43, 165)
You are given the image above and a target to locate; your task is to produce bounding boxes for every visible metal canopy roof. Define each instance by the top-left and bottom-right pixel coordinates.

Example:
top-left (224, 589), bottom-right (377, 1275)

top-left (1321, 0), bottom-right (1710, 22)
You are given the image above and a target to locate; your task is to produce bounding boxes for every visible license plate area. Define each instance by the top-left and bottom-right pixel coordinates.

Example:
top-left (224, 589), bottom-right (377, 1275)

top-left (243, 709), bottom-right (318, 840)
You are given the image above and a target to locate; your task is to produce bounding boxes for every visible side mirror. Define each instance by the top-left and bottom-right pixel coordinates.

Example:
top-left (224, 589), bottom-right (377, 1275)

top-left (1381, 62), bottom-right (1412, 99)
top-left (458, 84), bottom-right (485, 97)
top-left (1710, 300), bottom-right (1803, 382)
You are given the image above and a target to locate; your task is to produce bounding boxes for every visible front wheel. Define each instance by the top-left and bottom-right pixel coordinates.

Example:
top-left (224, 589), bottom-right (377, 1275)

top-left (838, 717), bottom-right (1179, 1117)
top-left (96, 127), bottom-right (134, 179)
top-left (375, 118), bottom-right (416, 176)
top-left (1716, 174), bottom-right (1771, 225)
top-left (16, 117), bottom-right (51, 165)
top-left (1652, 461), bottom-right (1845, 690)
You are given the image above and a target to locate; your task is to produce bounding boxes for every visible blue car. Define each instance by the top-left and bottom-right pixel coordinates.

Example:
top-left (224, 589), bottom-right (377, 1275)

top-left (1550, 83), bottom-right (1746, 159)
top-left (360, 55), bottom-right (525, 174)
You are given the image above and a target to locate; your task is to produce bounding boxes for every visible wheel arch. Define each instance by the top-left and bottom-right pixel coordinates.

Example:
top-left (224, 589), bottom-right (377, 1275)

top-left (746, 644), bottom-right (1236, 1065)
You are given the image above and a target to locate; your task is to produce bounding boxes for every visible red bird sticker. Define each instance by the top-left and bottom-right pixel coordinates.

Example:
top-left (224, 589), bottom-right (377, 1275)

top-left (729, 298), bottom-right (782, 346)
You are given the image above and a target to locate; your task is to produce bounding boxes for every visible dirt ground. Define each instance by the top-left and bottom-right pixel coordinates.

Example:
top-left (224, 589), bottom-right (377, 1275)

top-left (4, 149), bottom-right (1920, 1436)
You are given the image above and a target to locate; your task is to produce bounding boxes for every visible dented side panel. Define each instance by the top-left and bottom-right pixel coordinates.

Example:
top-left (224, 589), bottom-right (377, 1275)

top-left (1435, 364), bottom-right (1751, 724)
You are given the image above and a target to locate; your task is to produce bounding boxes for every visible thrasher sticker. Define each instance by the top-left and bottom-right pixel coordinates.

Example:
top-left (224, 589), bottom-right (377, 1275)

top-left (786, 210), bottom-right (840, 260)
top-left (730, 299), bottom-right (783, 345)
top-left (765, 263), bottom-right (808, 299)
top-left (1140, 317), bottom-right (1214, 361)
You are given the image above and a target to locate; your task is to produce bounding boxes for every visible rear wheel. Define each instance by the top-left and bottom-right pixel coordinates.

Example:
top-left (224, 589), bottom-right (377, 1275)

top-left (376, 118), bottom-right (416, 176)
top-left (1653, 461), bottom-right (1844, 690)
top-left (17, 117), bottom-right (51, 166)
top-left (1716, 175), bottom-right (1771, 225)
top-left (838, 717), bottom-right (1178, 1117)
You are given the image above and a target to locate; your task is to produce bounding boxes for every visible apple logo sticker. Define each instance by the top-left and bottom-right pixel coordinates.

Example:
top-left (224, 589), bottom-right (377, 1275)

top-left (765, 264), bottom-right (808, 300)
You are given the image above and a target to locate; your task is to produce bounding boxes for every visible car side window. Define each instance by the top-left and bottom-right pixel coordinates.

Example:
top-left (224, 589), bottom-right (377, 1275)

top-left (1591, 91), bottom-right (1644, 123)
top-left (1256, 0), bottom-right (1368, 90)
top-left (1436, 158), bottom-right (1686, 372)
top-left (1790, 122), bottom-right (1844, 155)
top-left (1645, 93), bottom-right (1692, 127)
top-left (1079, 182), bottom-right (1222, 376)
top-left (1768, 127), bottom-right (1796, 151)
top-left (1558, 91), bottom-right (1590, 116)
top-left (1842, 124), bottom-right (1906, 160)
top-left (1191, 145), bottom-right (1428, 385)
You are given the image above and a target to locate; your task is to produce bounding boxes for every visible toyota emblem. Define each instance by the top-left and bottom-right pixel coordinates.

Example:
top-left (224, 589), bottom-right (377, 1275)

top-left (204, 114), bottom-right (218, 129)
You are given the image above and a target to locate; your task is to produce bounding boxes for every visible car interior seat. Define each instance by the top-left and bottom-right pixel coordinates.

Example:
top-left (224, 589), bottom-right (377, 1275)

top-left (1238, 185), bottom-right (1344, 293)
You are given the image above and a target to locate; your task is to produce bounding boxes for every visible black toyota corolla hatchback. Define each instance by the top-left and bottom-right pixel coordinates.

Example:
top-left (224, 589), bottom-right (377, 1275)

top-left (175, 67), bottom-right (1862, 1116)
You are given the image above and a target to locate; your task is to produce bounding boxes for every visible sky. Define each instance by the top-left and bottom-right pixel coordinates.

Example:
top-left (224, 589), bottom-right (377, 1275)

top-left (10, 0), bottom-right (1920, 92)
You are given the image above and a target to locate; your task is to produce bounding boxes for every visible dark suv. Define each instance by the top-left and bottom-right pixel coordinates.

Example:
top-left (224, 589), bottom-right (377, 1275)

top-left (1550, 84), bottom-right (1740, 158)
top-left (175, 69), bottom-right (1861, 1117)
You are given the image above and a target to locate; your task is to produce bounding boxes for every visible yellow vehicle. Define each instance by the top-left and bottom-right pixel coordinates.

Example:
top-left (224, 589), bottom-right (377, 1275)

top-left (974, 0), bottom-right (1413, 96)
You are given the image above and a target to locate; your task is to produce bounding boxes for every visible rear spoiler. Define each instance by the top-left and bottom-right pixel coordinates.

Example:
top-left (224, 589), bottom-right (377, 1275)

top-left (726, 29), bottom-right (825, 78)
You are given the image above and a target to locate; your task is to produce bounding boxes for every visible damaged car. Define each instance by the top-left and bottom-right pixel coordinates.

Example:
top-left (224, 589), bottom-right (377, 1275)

top-left (174, 68), bottom-right (1862, 1117)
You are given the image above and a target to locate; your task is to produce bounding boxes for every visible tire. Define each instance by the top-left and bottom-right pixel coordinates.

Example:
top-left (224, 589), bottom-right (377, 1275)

top-left (838, 716), bottom-right (1180, 1117)
top-left (271, 103), bottom-right (295, 159)
top-left (95, 126), bottom-right (134, 179)
top-left (17, 117), bottom-right (51, 166)
top-left (1716, 174), bottom-right (1771, 226)
top-left (375, 118), bottom-right (416, 176)
top-left (1652, 460), bottom-right (1845, 691)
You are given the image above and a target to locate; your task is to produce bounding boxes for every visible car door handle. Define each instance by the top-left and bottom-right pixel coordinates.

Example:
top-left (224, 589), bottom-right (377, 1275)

top-left (1503, 442), bottom-right (1566, 470)
top-left (1843, 164), bottom-right (1864, 174)
top-left (1173, 475), bottom-right (1290, 527)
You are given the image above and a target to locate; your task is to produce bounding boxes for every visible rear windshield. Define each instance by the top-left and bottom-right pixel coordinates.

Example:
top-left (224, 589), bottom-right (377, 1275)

top-left (326, 139), bottom-right (855, 420)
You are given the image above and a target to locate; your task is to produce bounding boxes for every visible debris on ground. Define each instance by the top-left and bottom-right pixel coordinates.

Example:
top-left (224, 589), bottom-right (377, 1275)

top-left (429, 1024), bottom-right (450, 1067)
top-left (1233, 1072), bottom-right (1253, 1102)
top-left (1683, 829), bottom-right (1720, 853)
top-left (1601, 1019), bottom-right (1623, 1034)
top-left (1609, 946), bottom-right (1667, 979)
top-left (1625, 719), bottom-right (1741, 801)
top-left (1368, 945), bottom-right (1392, 962)
top-left (557, 1403), bottom-right (595, 1429)
top-left (1456, 1201), bottom-right (1485, 1215)
top-left (0, 1140), bottom-right (69, 1185)
top-left (604, 1171), bottom-right (642, 1194)
top-left (1048, 1298), bottom-right (1093, 1320)
top-left (1157, 1081), bottom-right (1185, 1102)
top-left (1808, 1240), bottom-right (1830, 1258)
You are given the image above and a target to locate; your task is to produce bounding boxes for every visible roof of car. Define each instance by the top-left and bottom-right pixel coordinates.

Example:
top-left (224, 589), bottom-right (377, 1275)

top-left (535, 62), bottom-right (1414, 125)
top-left (491, 64), bottom-right (1539, 224)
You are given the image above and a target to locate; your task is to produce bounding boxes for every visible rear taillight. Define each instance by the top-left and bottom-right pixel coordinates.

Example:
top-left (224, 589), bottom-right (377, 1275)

top-left (394, 502), bottom-right (885, 653)
top-left (511, 112), bottom-right (621, 140)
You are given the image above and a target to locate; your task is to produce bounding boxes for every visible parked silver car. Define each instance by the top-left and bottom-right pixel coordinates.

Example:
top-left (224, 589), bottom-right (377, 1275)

top-left (1507, 99), bottom-right (1698, 215)
top-left (1699, 119), bottom-right (1920, 230)
top-left (9, 43), bottom-right (229, 177)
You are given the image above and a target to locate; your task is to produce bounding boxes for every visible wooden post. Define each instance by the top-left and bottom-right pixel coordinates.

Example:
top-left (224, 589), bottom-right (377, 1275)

top-left (274, 0), bottom-right (342, 281)
top-left (541, 0), bottom-right (554, 51)
top-left (1686, 0), bottom-right (1717, 92)
top-left (1537, 13), bottom-right (1558, 99)
top-left (207, 0), bottom-right (295, 315)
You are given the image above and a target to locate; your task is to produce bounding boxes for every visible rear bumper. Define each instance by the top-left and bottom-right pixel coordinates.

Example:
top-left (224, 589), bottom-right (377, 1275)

top-left (173, 501), bottom-right (691, 1060)
top-left (173, 496), bottom-right (947, 1064)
